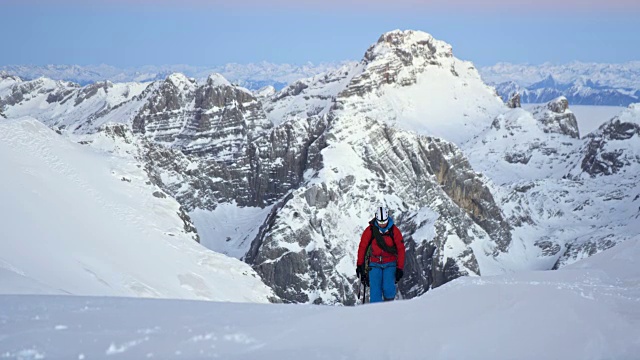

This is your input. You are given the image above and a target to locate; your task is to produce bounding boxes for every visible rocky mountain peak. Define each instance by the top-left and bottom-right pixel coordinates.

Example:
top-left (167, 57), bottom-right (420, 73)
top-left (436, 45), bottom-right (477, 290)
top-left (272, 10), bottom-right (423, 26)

top-left (579, 103), bottom-right (640, 177)
top-left (507, 92), bottom-right (521, 108)
top-left (166, 73), bottom-right (196, 91)
top-left (365, 30), bottom-right (453, 65)
top-left (532, 97), bottom-right (579, 139)
top-left (206, 73), bottom-right (232, 88)
top-left (530, 74), bottom-right (558, 89)
top-left (347, 30), bottom-right (457, 94)
top-left (547, 96), bottom-right (570, 113)
top-left (334, 30), bottom-right (504, 145)
top-left (255, 85), bottom-right (276, 99)
top-left (0, 71), bottom-right (21, 82)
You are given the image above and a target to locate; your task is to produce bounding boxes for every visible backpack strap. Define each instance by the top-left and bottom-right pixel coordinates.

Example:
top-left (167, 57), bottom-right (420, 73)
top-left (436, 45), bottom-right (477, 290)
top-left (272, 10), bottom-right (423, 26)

top-left (370, 223), bottom-right (397, 255)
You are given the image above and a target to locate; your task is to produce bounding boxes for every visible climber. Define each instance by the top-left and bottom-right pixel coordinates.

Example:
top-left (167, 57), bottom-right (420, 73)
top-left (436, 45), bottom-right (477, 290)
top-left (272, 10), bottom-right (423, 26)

top-left (356, 207), bottom-right (406, 303)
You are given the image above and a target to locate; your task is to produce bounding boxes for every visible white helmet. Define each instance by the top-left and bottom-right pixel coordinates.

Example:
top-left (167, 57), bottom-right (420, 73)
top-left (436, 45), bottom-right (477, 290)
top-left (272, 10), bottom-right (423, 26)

top-left (374, 207), bottom-right (389, 223)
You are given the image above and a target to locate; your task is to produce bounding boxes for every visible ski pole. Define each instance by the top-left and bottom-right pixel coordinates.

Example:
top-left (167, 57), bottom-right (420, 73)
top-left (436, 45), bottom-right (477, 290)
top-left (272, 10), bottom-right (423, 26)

top-left (362, 282), bottom-right (367, 304)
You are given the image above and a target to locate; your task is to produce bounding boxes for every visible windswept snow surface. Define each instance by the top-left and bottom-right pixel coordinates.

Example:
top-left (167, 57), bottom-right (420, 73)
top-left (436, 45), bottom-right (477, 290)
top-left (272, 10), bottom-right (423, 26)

top-left (1, 237), bottom-right (639, 359)
top-left (0, 118), bottom-right (274, 303)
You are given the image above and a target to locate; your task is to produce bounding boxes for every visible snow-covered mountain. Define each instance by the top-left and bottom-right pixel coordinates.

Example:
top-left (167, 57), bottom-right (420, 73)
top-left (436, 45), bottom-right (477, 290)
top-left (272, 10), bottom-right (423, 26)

top-left (464, 97), bottom-right (640, 269)
top-left (482, 61), bottom-right (640, 106)
top-left (481, 61), bottom-right (640, 89)
top-left (493, 75), bottom-right (639, 106)
top-left (2, 30), bottom-right (639, 306)
top-left (2, 235), bottom-right (638, 359)
top-left (0, 117), bottom-right (276, 303)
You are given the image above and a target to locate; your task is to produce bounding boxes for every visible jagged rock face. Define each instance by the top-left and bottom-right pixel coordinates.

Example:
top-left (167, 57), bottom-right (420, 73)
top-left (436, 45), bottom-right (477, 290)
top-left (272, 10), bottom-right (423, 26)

top-left (248, 113), bottom-right (511, 304)
top-left (132, 74), bottom-right (273, 163)
top-left (127, 73), bottom-right (331, 210)
top-left (531, 97), bottom-right (580, 139)
top-left (133, 74), bottom-right (271, 162)
top-left (579, 104), bottom-right (640, 177)
top-left (140, 114), bottom-right (328, 210)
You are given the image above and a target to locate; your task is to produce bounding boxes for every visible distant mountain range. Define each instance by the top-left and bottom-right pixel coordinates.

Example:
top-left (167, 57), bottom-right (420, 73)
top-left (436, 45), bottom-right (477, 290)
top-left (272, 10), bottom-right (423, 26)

top-left (480, 62), bottom-right (640, 106)
top-left (3, 61), bottom-right (639, 106)
top-left (0, 62), bottom-right (353, 91)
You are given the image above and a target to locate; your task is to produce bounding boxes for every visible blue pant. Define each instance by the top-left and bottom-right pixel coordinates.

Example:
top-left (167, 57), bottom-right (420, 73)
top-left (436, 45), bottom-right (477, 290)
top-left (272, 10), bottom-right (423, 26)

top-left (368, 261), bottom-right (396, 303)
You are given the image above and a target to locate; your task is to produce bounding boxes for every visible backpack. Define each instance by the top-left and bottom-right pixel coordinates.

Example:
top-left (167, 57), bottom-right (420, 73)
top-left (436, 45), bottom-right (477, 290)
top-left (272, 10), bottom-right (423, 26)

top-left (365, 220), bottom-right (397, 258)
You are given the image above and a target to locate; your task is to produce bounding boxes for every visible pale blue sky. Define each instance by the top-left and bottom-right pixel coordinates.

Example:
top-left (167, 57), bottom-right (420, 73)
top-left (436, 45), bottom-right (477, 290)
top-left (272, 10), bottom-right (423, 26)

top-left (3, 2), bottom-right (639, 67)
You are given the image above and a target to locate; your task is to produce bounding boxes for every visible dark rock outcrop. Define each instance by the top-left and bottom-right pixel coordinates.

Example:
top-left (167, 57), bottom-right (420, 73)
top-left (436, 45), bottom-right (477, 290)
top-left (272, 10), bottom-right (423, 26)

top-left (507, 92), bottom-right (521, 108)
top-left (532, 97), bottom-right (580, 139)
top-left (580, 105), bottom-right (640, 176)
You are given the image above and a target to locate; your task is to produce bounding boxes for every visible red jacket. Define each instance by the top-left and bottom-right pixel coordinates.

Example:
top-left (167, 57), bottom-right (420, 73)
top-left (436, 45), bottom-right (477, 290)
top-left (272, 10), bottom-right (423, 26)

top-left (357, 224), bottom-right (405, 270)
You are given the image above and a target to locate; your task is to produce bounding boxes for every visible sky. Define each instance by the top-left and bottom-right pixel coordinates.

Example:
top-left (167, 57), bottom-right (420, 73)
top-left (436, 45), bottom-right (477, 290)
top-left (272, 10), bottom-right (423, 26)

top-left (2, 0), bottom-right (640, 67)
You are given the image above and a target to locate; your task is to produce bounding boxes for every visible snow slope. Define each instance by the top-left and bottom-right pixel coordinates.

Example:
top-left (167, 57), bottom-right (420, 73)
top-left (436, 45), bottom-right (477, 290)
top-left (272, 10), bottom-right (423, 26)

top-left (0, 118), bottom-right (275, 303)
top-left (189, 204), bottom-right (274, 260)
top-left (1, 235), bottom-right (638, 359)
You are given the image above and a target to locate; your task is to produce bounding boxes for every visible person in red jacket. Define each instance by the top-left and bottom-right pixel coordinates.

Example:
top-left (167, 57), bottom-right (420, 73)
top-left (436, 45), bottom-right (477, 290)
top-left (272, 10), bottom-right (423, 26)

top-left (356, 207), bottom-right (405, 302)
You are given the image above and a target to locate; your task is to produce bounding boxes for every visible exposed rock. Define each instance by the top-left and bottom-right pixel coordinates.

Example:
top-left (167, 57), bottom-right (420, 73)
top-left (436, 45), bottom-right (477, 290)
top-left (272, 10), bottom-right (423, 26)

top-left (505, 152), bottom-right (531, 164)
top-left (535, 239), bottom-right (562, 257)
top-left (75, 81), bottom-right (113, 106)
top-left (580, 104), bottom-right (640, 177)
top-left (507, 92), bottom-right (521, 108)
top-left (532, 97), bottom-right (580, 139)
top-left (152, 191), bottom-right (167, 198)
top-left (547, 96), bottom-right (569, 113)
top-left (553, 235), bottom-right (617, 269)
top-left (341, 30), bottom-right (454, 98)
top-left (177, 208), bottom-right (200, 243)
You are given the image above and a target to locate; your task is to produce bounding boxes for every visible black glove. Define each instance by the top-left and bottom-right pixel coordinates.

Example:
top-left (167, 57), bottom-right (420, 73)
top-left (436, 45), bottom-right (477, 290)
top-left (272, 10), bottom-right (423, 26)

top-left (395, 268), bottom-right (404, 283)
top-left (356, 265), bottom-right (369, 285)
